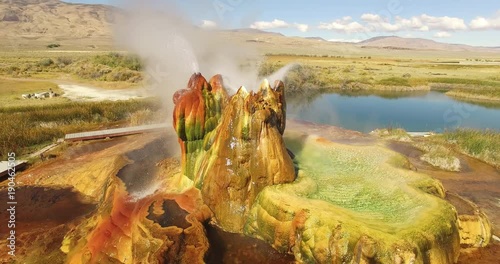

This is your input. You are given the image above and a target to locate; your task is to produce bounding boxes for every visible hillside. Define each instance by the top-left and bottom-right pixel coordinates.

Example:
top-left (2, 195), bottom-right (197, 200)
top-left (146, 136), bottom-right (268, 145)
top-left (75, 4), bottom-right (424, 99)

top-left (0, 0), bottom-right (498, 57)
top-left (358, 36), bottom-right (500, 53)
top-left (0, 0), bottom-right (117, 50)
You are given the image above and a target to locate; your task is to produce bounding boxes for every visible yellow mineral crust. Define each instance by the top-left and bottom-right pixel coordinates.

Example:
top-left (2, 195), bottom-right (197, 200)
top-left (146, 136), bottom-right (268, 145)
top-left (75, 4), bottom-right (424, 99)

top-left (244, 133), bottom-right (462, 263)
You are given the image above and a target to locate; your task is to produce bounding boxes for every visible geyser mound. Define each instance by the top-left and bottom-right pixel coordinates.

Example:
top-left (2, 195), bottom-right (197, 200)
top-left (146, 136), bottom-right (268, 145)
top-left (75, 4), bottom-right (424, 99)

top-left (172, 73), bottom-right (490, 263)
top-left (173, 73), bottom-right (295, 232)
top-left (1, 73), bottom-right (491, 264)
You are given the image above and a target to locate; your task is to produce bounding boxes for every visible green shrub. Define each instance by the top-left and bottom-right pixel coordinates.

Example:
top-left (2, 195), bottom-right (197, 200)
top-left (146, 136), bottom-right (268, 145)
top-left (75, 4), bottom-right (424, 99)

top-left (284, 65), bottom-right (323, 91)
top-left (6, 65), bottom-right (20, 74)
top-left (38, 58), bottom-right (54, 67)
top-left (93, 52), bottom-right (143, 71)
top-left (47, 43), bottom-right (61, 48)
top-left (57, 57), bottom-right (73, 66)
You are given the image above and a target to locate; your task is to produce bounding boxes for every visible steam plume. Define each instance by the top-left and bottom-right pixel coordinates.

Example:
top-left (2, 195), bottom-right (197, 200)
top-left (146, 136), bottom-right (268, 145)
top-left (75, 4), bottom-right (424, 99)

top-left (113, 1), bottom-right (262, 119)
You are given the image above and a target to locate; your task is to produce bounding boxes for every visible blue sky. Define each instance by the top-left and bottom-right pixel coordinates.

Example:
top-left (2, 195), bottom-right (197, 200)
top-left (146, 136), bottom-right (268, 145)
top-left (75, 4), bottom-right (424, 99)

top-left (65, 0), bottom-right (500, 46)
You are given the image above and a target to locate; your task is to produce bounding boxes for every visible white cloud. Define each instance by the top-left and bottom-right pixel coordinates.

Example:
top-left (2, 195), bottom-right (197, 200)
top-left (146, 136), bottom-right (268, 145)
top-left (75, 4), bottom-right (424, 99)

top-left (250, 19), bottom-right (309, 32)
top-left (250, 19), bottom-right (289, 30)
top-left (361, 13), bottom-right (401, 32)
top-left (470, 17), bottom-right (491, 29)
top-left (419, 25), bottom-right (430, 31)
top-left (434, 31), bottom-right (452, 38)
top-left (294, 23), bottom-right (309, 32)
top-left (361, 13), bottom-right (383, 22)
top-left (394, 14), bottom-right (467, 31)
top-left (418, 14), bottom-right (467, 30)
top-left (469, 11), bottom-right (500, 30)
top-left (201, 20), bottom-right (217, 29)
top-left (395, 16), bottom-right (427, 31)
top-left (318, 16), bottom-right (366, 33)
top-left (321, 13), bottom-right (467, 34)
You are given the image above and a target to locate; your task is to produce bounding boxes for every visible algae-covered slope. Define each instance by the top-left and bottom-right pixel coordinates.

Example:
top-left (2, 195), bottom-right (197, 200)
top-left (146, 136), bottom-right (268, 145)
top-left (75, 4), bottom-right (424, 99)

top-left (245, 132), bottom-right (461, 263)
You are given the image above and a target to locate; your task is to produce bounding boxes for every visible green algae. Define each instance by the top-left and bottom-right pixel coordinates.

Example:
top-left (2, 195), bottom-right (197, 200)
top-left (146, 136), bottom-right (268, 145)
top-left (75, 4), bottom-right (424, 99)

top-left (244, 132), bottom-right (461, 263)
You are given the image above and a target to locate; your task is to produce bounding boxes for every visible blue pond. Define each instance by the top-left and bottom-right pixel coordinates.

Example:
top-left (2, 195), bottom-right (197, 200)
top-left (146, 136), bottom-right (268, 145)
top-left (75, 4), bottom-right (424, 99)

top-left (287, 91), bottom-right (500, 133)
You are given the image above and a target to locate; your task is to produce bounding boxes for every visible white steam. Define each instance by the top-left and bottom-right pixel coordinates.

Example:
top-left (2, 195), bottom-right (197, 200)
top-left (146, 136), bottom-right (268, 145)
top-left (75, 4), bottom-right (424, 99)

top-left (266, 63), bottom-right (299, 85)
top-left (113, 1), bottom-right (264, 118)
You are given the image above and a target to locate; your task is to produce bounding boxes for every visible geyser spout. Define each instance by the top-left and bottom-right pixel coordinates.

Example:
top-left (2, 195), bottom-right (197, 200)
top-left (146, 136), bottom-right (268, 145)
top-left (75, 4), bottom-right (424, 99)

top-left (173, 73), bottom-right (295, 232)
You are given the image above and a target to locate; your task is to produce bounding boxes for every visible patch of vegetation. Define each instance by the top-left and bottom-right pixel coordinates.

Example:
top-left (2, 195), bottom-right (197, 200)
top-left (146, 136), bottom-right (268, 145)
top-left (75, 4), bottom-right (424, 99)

top-left (38, 58), bottom-right (54, 67)
top-left (260, 55), bottom-right (500, 101)
top-left (128, 108), bottom-right (155, 126)
top-left (370, 128), bottom-right (412, 142)
top-left (442, 129), bottom-right (500, 168)
top-left (428, 77), bottom-right (500, 88)
top-left (374, 128), bottom-right (499, 170)
top-left (377, 77), bottom-right (411, 87)
top-left (0, 52), bottom-right (144, 84)
top-left (0, 99), bottom-right (162, 158)
top-left (56, 57), bottom-right (73, 66)
top-left (284, 64), bottom-right (326, 91)
top-left (414, 142), bottom-right (461, 171)
top-left (92, 52), bottom-right (142, 71)
top-left (47, 43), bottom-right (61, 49)
top-left (445, 88), bottom-right (500, 101)
top-left (372, 127), bottom-right (461, 171)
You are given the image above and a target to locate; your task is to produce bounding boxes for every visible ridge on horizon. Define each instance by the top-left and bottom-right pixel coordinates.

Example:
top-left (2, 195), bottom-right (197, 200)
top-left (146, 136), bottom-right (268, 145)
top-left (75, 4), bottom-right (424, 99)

top-left (0, 0), bottom-right (499, 52)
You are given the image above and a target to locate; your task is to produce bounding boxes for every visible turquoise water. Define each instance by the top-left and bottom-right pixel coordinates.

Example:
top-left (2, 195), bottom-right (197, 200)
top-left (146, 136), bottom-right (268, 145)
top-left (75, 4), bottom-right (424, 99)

top-left (287, 91), bottom-right (500, 133)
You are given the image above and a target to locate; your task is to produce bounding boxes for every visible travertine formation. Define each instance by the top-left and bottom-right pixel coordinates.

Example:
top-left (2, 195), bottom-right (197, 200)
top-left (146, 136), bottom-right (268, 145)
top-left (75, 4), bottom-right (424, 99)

top-left (0, 135), bottom-right (212, 264)
top-left (0, 73), bottom-right (493, 264)
top-left (245, 132), bottom-right (463, 263)
top-left (173, 73), bottom-right (295, 232)
top-left (172, 73), bottom-right (491, 263)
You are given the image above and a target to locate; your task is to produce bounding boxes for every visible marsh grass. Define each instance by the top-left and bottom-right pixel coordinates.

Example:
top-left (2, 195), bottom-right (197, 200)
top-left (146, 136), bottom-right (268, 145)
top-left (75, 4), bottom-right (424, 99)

top-left (413, 141), bottom-right (461, 171)
top-left (371, 127), bottom-right (464, 171)
top-left (377, 77), bottom-right (411, 87)
top-left (445, 88), bottom-right (500, 101)
top-left (370, 128), bottom-right (412, 142)
top-left (0, 99), bottom-right (162, 158)
top-left (427, 77), bottom-right (500, 88)
top-left (442, 129), bottom-right (500, 168)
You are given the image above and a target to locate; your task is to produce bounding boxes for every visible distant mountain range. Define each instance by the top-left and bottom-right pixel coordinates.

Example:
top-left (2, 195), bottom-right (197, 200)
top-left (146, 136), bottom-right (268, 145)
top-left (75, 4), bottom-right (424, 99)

top-left (357, 36), bottom-right (500, 52)
top-left (0, 0), bottom-right (498, 53)
top-left (305, 37), bottom-right (327, 42)
top-left (227, 28), bottom-right (284, 36)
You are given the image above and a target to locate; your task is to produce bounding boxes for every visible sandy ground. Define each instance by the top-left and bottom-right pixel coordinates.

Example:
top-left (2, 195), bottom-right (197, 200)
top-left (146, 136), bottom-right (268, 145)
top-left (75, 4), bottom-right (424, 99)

top-left (59, 84), bottom-right (152, 101)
